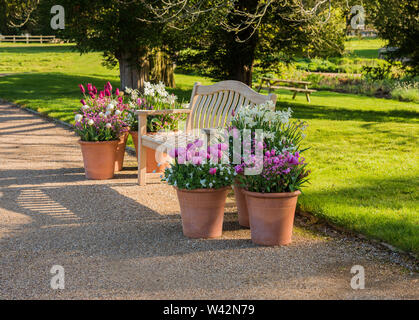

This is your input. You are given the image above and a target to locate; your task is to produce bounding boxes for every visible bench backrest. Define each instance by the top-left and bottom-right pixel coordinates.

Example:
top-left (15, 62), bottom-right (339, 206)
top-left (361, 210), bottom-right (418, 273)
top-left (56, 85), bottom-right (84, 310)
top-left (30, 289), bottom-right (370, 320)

top-left (186, 80), bottom-right (276, 130)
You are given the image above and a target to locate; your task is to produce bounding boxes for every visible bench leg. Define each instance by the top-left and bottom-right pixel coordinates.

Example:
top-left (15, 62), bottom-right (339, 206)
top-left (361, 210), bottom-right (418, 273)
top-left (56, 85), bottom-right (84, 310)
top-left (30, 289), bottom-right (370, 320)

top-left (137, 114), bottom-right (147, 186)
top-left (292, 91), bottom-right (297, 100)
top-left (138, 144), bottom-right (147, 186)
top-left (306, 93), bottom-right (311, 103)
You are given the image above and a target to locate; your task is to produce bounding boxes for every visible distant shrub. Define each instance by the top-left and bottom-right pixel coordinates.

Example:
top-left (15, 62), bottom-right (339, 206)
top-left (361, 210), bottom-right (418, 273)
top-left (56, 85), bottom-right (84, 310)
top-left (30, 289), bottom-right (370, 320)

top-left (391, 82), bottom-right (419, 103)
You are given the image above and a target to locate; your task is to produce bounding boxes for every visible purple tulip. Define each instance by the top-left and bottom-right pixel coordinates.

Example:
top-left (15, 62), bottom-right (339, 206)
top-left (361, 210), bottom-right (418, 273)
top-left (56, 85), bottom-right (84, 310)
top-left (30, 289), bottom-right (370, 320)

top-left (79, 84), bottom-right (85, 94)
top-left (80, 99), bottom-right (86, 105)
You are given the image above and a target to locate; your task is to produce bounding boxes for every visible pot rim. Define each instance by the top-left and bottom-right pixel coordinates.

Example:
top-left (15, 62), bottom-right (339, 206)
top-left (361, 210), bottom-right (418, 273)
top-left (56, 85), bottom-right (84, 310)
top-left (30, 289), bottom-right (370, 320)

top-left (174, 185), bottom-right (231, 193)
top-left (242, 189), bottom-right (301, 198)
top-left (78, 139), bottom-right (119, 145)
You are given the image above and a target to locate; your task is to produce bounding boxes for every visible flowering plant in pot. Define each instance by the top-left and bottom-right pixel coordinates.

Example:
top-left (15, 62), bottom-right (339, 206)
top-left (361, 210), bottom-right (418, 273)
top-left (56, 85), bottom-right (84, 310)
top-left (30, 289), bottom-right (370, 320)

top-left (75, 83), bottom-right (128, 179)
top-left (125, 81), bottom-right (187, 173)
top-left (235, 149), bottom-right (310, 246)
top-left (162, 139), bottom-right (235, 238)
top-left (227, 102), bottom-right (308, 227)
top-left (78, 81), bottom-right (130, 171)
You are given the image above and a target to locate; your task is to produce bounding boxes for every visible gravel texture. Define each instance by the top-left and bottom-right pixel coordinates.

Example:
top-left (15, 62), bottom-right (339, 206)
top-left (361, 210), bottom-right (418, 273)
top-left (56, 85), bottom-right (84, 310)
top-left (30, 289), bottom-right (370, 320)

top-left (0, 102), bottom-right (418, 300)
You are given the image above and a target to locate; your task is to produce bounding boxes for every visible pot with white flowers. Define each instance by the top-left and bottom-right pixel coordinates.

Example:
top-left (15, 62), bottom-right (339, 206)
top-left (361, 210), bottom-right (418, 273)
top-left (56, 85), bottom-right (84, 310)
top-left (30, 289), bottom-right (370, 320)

top-left (236, 150), bottom-right (310, 246)
top-left (125, 82), bottom-right (186, 173)
top-left (228, 100), bottom-right (294, 229)
top-left (74, 100), bottom-right (128, 179)
top-left (163, 139), bottom-right (235, 239)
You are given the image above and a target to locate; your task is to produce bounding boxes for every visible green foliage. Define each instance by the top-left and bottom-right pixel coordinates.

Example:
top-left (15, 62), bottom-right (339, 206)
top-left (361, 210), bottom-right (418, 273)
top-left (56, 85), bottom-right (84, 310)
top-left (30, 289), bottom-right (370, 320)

top-left (391, 82), bottom-right (419, 103)
top-left (366, 0), bottom-right (419, 74)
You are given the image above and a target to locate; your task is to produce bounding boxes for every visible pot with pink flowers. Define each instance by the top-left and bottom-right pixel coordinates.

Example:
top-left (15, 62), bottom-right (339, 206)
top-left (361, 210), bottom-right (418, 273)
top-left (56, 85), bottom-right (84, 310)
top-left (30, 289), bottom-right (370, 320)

top-left (236, 150), bottom-right (310, 246)
top-left (75, 82), bottom-right (128, 179)
top-left (162, 139), bottom-right (235, 239)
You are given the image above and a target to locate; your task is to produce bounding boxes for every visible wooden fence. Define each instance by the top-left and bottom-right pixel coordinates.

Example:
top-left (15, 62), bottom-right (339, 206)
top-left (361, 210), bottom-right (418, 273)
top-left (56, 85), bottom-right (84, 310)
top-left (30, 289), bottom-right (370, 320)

top-left (0, 35), bottom-right (59, 44)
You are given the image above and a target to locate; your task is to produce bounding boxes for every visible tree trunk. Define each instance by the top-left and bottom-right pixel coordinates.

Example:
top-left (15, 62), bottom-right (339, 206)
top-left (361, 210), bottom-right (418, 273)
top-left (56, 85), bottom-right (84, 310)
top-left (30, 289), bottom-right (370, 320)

top-left (150, 48), bottom-right (176, 88)
top-left (226, 0), bottom-right (259, 87)
top-left (118, 51), bottom-right (149, 91)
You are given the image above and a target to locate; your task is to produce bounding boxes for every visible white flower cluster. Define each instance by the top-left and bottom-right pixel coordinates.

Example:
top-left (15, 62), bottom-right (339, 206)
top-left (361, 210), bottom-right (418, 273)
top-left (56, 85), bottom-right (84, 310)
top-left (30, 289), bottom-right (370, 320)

top-left (236, 102), bottom-right (293, 130)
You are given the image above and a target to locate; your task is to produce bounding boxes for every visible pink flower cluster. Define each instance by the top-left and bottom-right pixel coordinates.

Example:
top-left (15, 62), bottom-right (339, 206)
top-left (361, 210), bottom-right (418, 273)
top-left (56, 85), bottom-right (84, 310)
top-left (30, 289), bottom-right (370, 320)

top-left (79, 81), bottom-right (124, 106)
top-left (168, 139), bottom-right (228, 166)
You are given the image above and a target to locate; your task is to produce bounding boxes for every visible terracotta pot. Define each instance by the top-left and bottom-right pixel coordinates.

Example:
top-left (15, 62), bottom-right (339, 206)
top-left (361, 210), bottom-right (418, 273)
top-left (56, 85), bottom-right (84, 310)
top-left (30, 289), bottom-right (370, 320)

top-left (175, 186), bottom-right (230, 239)
top-left (243, 189), bottom-right (301, 246)
top-left (130, 131), bottom-right (138, 156)
top-left (129, 130), bottom-right (169, 173)
top-left (78, 140), bottom-right (118, 180)
top-left (114, 132), bottom-right (128, 172)
top-left (233, 183), bottom-right (249, 228)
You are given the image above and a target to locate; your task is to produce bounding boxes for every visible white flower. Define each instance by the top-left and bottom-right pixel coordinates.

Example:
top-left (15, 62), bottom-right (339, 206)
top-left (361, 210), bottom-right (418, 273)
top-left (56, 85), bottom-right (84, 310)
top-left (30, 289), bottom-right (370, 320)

top-left (114, 109), bottom-right (121, 116)
top-left (105, 111), bottom-right (111, 116)
top-left (105, 123), bottom-right (112, 129)
top-left (82, 105), bottom-right (89, 111)
top-left (74, 114), bottom-right (83, 122)
top-left (106, 104), bottom-right (115, 111)
top-left (99, 112), bottom-right (105, 118)
top-left (87, 119), bottom-right (94, 126)
top-left (209, 182), bottom-right (213, 188)
top-left (200, 179), bottom-right (206, 186)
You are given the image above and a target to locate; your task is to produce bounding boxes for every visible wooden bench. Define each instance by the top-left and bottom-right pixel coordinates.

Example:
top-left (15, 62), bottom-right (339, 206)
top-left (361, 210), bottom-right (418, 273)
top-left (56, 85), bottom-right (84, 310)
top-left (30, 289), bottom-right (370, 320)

top-left (257, 77), bottom-right (316, 102)
top-left (135, 80), bottom-right (277, 185)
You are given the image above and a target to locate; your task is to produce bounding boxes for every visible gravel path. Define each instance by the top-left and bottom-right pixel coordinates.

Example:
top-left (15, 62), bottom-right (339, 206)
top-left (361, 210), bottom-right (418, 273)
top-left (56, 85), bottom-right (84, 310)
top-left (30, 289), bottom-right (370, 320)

top-left (0, 102), bottom-right (417, 300)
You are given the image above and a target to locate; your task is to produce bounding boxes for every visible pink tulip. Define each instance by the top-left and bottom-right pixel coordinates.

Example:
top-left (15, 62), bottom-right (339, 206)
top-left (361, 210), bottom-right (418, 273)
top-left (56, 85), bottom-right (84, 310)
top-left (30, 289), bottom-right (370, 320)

top-left (92, 86), bottom-right (98, 94)
top-left (209, 168), bottom-right (217, 175)
top-left (105, 89), bottom-right (111, 97)
top-left (105, 81), bottom-right (112, 92)
top-left (87, 83), bottom-right (93, 92)
top-left (118, 96), bottom-right (123, 103)
top-left (99, 91), bottom-right (105, 99)
top-left (79, 84), bottom-right (85, 94)
top-left (89, 92), bottom-right (95, 99)
top-left (115, 88), bottom-right (120, 96)
top-left (80, 99), bottom-right (86, 105)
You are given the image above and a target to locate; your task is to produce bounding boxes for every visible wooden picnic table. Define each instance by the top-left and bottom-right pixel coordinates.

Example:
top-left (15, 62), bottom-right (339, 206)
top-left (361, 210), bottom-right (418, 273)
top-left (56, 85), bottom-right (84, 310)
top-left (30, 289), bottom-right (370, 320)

top-left (257, 77), bottom-right (316, 102)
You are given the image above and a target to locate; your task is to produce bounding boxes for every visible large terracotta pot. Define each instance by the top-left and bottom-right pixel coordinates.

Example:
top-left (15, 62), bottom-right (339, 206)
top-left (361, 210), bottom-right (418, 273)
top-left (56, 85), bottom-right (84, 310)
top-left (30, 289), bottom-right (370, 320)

top-left (243, 189), bottom-right (301, 246)
top-left (78, 140), bottom-right (118, 180)
top-left (114, 132), bottom-right (128, 172)
top-left (129, 130), bottom-right (169, 173)
top-left (233, 183), bottom-right (249, 228)
top-left (175, 186), bottom-right (230, 239)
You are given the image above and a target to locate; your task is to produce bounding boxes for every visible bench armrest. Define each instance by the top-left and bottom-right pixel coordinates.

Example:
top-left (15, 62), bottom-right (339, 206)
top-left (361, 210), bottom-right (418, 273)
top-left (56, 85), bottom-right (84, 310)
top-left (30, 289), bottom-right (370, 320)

top-left (135, 109), bottom-right (191, 116)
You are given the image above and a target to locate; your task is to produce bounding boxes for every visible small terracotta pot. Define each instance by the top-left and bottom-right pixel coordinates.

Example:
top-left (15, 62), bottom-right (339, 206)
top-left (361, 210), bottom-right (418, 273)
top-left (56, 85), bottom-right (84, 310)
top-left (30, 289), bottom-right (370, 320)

top-left (78, 140), bottom-right (118, 180)
top-left (114, 132), bottom-right (128, 172)
top-left (175, 186), bottom-right (230, 239)
top-left (243, 190), bottom-right (301, 246)
top-left (233, 183), bottom-right (249, 228)
top-left (129, 130), bottom-right (169, 173)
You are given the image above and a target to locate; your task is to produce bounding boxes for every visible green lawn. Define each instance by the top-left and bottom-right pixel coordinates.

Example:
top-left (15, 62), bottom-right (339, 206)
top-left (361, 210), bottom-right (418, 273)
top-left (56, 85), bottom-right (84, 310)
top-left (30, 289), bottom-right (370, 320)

top-left (345, 38), bottom-right (387, 59)
top-left (0, 43), bottom-right (418, 254)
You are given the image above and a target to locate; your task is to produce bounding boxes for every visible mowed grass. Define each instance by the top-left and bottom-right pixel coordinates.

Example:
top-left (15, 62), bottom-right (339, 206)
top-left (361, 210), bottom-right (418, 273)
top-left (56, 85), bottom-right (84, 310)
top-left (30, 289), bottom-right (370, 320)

top-left (344, 38), bottom-right (387, 59)
top-left (0, 43), bottom-right (418, 254)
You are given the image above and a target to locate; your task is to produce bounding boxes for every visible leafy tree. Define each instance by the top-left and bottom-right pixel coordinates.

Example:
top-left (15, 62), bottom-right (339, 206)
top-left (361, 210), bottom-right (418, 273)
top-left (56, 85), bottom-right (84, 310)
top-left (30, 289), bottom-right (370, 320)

top-left (366, 0), bottom-right (419, 74)
top-left (159, 0), bottom-right (345, 86)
